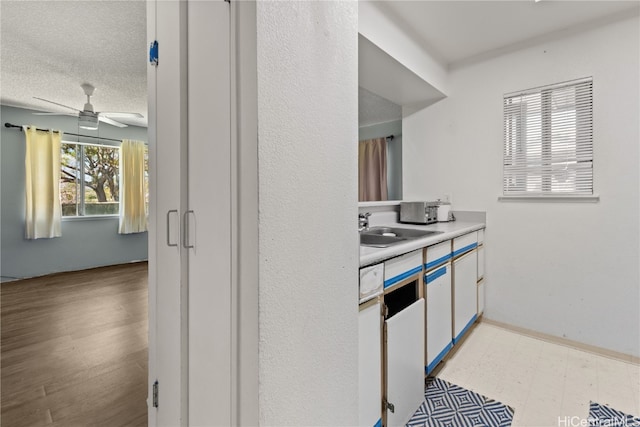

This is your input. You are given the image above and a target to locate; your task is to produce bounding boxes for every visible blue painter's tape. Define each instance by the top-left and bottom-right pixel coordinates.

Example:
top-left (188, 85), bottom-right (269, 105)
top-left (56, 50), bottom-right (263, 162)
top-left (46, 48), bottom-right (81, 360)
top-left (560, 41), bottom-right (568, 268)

top-left (453, 314), bottom-right (478, 344)
top-left (425, 253), bottom-right (452, 270)
top-left (425, 265), bottom-right (447, 284)
top-left (426, 341), bottom-right (453, 375)
top-left (384, 266), bottom-right (422, 289)
top-left (453, 242), bottom-right (477, 258)
top-left (374, 418), bottom-right (382, 427)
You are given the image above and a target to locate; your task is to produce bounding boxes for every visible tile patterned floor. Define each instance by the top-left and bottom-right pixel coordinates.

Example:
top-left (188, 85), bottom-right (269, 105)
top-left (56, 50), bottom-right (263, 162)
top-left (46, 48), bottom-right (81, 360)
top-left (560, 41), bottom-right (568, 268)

top-left (588, 402), bottom-right (640, 427)
top-left (408, 376), bottom-right (514, 427)
top-left (436, 322), bottom-right (640, 427)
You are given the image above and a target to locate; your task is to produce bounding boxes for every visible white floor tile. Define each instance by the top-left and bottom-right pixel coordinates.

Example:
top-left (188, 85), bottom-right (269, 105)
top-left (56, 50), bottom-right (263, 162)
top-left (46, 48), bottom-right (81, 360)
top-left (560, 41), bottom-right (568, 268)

top-left (436, 322), bottom-right (640, 426)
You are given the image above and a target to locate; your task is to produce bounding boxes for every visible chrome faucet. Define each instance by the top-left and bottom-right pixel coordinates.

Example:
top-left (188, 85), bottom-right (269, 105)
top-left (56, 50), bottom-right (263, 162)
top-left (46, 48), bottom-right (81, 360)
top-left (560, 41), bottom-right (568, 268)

top-left (359, 212), bottom-right (371, 232)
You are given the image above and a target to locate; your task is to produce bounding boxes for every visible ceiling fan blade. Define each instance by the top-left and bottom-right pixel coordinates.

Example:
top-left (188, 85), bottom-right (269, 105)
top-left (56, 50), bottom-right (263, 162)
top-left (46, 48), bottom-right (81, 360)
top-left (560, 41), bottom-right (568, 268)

top-left (98, 116), bottom-right (127, 128)
top-left (33, 112), bottom-right (76, 116)
top-left (99, 112), bottom-right (144, 119)
top-left (33, 97), bottom-right (80, 112)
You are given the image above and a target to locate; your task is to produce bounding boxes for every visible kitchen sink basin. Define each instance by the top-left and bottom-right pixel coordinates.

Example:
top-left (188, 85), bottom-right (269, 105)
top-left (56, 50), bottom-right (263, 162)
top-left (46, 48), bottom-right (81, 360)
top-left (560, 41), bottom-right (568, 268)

top-left (360, 227), bottom-right (444, 247)
top-left (364, 227), bottom-right (444, 239)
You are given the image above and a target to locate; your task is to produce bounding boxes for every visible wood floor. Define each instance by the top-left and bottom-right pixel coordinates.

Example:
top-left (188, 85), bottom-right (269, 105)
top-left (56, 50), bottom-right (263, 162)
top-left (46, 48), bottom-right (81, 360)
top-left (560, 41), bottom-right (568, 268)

top-left (1, 262), bottom-right (148, 427)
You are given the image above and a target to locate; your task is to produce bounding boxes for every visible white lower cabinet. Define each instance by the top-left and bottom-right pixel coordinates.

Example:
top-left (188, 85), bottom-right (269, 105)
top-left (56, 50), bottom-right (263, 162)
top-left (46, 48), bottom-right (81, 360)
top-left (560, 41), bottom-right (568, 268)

top-left (425, 263), bottom-right (452, 374)
top-left (359, 302), bottom-right (382, 427)
top-left (452, 249), bottom-right (478, 344)
top-left (477, 279), bottom-right (485, 315)
top-left (385, 298), bottom-right (425, 427)
top-left (477, 244), bottom-right (485, 281)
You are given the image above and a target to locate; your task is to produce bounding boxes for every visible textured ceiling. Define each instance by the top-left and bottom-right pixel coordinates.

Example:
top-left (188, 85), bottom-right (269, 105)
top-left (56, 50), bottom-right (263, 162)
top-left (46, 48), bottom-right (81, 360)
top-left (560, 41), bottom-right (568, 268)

top-left (359, 87), bottom-right (401, 127)
top-left (0, 0), bottom-right (147, 127)
top-left (1, 1), bottom-right (637, 131)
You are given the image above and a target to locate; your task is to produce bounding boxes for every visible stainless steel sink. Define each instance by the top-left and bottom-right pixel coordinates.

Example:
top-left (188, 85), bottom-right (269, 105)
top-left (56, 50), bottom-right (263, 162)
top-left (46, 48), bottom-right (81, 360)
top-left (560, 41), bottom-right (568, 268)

top-left (360, 233), bottom-right (406, 247)
top-left (360, 227), bottom-right (444, 247)
top-left (364, 227), bottom-right (444, 239)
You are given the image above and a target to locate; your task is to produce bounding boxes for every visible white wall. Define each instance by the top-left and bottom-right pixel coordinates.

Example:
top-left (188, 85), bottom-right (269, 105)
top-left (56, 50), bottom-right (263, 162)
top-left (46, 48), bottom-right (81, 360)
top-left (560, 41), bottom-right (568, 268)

top-left (403, 16), bottom-right (640, 357)
top-left (256, 1), bottom-right (359, 425)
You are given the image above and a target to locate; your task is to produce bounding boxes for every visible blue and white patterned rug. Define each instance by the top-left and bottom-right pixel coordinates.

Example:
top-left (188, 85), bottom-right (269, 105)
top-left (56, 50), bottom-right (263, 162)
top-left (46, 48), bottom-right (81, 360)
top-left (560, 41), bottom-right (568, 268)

top-left (588, 402), bottom-right (640, 426)
top-left (407, 377), bottom-right (514, 427)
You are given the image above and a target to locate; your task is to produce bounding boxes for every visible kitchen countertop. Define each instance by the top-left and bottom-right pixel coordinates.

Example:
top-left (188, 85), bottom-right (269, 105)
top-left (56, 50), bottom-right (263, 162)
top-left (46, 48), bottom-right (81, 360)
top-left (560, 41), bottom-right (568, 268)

top-left (359, 220), bottom-right (485, 267)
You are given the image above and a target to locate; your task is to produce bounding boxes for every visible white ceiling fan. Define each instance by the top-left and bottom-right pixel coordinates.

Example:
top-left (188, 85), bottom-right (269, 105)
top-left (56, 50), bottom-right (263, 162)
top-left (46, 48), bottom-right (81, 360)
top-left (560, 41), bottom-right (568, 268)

top-left (33, 83), bottom-right (143, 130)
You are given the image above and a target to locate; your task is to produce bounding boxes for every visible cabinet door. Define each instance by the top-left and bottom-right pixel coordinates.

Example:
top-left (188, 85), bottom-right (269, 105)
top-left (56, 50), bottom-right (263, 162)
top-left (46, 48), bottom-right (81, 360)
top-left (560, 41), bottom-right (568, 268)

top-left (477, 279), bottom-right (485, 315)
top-left (477, 245), bottom-right (485, 281)
top-left (359, 303), bottom-right (382, 427)
top-left (425, 264), bottom-right (452, 374)
top-left (386, 299), bottom-right (425, 427)
top-left (453, 250), bottom-right (477, 344)
top-left (187, 1), bottom-right (232, 425)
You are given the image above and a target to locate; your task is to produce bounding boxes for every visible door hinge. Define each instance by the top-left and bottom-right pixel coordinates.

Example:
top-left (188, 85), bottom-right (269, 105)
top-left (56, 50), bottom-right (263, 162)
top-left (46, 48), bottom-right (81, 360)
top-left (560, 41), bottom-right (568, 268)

top-left (385, 399), bottom-right (395, 413)
top-left (149, 40), bottom-right (159, 67)
top-left (152, 380), bottom-right (159, 408)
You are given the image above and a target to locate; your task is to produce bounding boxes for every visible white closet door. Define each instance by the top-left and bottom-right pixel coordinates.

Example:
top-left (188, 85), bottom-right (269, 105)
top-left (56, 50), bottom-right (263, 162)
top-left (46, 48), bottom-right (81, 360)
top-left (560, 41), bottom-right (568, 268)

top-left (385, 299), bottom-right (425, 427)
top-left (187, 1), bottom-right (232, 425)
top-left (151, 0), bottom-right (189, 425)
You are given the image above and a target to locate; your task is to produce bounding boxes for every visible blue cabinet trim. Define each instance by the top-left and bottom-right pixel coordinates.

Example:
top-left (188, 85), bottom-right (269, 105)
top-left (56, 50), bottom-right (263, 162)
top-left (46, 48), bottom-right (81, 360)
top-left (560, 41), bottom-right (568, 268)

top-left (374, 418), bottom-right (382, 427)
top-left (425, 265), bottom-right (447, 284)
top-left (383, 266), bottom-right (422, 289)
top-left (453, 242), bottom-right (477, 258)
top-left (425, 341), bottom-right (453, 375)
top-left (453, 314), bottom-right (477, 344)
top-left (425, 253), bottom-right (452, 271)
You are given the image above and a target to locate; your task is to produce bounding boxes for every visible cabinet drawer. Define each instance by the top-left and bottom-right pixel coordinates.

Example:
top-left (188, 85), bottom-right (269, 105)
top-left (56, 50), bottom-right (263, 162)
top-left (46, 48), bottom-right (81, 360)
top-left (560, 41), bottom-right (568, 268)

top-left (359, 263), bottom-right (384, 303)
top-left (453, 232), bottom-right (478, 257)
top-left (424, 240), bottom-right (452, 271)
top-left (384, 250), bottom-right (422, 289)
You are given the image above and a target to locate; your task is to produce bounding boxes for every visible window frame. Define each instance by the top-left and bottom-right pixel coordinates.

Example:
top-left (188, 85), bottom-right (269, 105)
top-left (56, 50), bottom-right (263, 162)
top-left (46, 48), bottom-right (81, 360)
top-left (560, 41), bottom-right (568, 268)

top-left (60, 140), bottom-right (121, 218)
top-left (500, 77), bottom-right (598, 202)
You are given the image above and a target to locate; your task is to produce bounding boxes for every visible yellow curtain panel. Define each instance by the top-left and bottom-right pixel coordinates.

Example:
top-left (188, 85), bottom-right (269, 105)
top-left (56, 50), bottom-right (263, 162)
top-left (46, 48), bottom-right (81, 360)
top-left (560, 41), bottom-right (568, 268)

top-left (119, 140), bottom-right (148, 234)
top-left (24, 126), bottom-right (62, 239)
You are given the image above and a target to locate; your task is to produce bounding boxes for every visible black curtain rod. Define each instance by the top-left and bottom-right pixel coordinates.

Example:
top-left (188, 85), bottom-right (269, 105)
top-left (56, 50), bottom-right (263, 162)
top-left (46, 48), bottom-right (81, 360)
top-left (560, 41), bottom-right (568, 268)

top-left (386, 134), bottom-right (395, 141)
top-left (4, 122), bottom-right (122, 143)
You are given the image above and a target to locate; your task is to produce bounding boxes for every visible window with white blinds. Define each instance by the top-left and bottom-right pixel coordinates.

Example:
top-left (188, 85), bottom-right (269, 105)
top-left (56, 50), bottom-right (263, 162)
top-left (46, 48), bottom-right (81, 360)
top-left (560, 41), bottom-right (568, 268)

top-left (503, 77), bottom-right (593, 196)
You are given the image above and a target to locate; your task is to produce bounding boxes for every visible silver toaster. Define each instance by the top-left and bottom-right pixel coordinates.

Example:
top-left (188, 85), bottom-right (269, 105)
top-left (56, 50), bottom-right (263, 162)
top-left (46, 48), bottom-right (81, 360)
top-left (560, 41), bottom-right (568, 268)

top-left (400, 201), bottom-right (439, 225)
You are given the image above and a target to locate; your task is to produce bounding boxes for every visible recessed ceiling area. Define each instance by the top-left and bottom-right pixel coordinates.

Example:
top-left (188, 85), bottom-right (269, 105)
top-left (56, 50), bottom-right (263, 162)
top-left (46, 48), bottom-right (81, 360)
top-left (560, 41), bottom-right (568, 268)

top-left (370, 0), bottom-right (640, 68)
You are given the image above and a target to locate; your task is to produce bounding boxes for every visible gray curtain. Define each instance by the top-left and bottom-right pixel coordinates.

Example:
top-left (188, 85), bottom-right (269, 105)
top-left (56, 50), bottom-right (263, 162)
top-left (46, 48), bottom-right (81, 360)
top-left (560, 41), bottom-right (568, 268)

top-left (358, 137), bottom-right (388, 201)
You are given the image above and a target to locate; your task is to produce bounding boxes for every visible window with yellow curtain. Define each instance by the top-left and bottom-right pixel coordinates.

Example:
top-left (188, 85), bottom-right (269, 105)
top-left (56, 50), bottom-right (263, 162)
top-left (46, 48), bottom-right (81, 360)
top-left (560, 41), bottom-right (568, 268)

top-left (24, 126), bottom-right (62, 239)
top-left (118, 139), bottom-right (147, 234)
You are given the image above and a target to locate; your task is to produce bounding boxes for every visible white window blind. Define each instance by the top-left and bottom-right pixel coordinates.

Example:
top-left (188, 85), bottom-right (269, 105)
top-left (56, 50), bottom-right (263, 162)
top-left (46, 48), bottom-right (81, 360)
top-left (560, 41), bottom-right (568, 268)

top-left (503, 77), bottom-right (593, 196)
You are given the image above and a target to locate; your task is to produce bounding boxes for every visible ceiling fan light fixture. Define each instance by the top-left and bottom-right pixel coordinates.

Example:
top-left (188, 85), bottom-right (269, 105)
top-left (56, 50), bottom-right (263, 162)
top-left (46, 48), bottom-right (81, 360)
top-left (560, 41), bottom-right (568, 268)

top-left (78, 111), bottom-right (98, 130)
